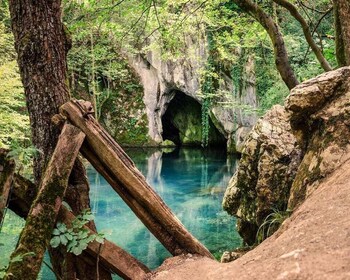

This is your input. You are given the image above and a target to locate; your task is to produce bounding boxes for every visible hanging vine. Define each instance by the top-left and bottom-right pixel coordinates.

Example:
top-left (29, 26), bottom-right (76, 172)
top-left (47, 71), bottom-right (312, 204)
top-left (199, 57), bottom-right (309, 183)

top-left (230, 48), bottom-right (245, 132)
top-left (201, 32), bottom-right (214, 148)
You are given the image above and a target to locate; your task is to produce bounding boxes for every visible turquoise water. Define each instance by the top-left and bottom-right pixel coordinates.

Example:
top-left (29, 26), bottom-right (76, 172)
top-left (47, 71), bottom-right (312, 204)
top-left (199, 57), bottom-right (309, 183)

top-left (0, 148), bottom-right (241, 279)
top-left (87, 148), bottom-right (242, 269)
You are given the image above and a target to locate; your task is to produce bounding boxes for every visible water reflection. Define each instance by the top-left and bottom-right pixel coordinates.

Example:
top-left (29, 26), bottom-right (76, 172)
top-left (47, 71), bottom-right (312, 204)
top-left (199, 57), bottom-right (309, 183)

top-left (87, 148), bottom-right (241, 269)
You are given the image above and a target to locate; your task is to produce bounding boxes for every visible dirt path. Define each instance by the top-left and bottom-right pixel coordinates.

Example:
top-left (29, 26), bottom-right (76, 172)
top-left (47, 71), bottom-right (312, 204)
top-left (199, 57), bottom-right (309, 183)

top-left (149, 158), bottom-right (350, 280)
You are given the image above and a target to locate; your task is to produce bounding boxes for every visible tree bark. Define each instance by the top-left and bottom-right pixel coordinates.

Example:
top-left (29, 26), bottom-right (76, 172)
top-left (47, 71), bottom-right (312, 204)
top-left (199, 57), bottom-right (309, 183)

top-left (60, 100), bottom-right (213, 259)
top-left (0, 149), bottom-right (15, 226)
top-left (233, 0), bottom-right (299, 89)
top-left (5, 123), bottom-right (85, 280)
top-left (273, 0), bottom-right (332, 71)
top-left (8, 1), bottom-right (112, 278)
top-left (333, 0), bottom-right (350, 66)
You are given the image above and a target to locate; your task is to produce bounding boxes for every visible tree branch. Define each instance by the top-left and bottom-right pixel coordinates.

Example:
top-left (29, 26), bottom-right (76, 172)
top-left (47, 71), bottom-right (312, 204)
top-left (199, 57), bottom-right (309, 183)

top-left (273, 0), bottom-right (332, 71)
top-left (233, 0), bottom-right (299, 89)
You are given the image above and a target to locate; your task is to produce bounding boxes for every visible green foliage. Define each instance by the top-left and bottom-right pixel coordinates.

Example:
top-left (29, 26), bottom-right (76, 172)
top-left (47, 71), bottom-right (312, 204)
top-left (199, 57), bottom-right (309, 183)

top-left (50, 210), bottom-right (104, 256)
top-left (200, 49), bottom-right (214, 148)
top-left (0, 252), bottom-right (35, 279)
top-left (0, 24), bottom-right (30, 149)
top-left (0, 7), bottom-right (33, 176)
top-left (256, 208), bottom-right (292, 244)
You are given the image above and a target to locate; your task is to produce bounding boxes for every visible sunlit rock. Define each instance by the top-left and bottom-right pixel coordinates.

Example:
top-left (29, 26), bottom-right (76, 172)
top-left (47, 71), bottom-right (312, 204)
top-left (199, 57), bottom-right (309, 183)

top-left (223, 66), bottom-right (350, 245)
top-left (223, 105), bottom-right (302, 245)
top-left (286, 66), bottom-right (350, 209)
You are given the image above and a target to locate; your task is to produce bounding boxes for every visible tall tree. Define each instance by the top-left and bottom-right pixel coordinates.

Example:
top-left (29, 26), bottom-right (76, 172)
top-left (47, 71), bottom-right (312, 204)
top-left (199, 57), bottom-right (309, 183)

top-left (333, 0), bottom-right (350, 65)
top-left (8, 0), bottom-right (111, 279)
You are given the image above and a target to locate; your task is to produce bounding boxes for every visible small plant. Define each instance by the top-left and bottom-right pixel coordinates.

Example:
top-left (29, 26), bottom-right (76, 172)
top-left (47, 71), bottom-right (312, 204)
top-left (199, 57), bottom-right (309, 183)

top-left (256, 208), bottom-right (291, 244)
top-left (7, 142), bottom-right (38, 175)
top-left (0, 252), bottom-right (35, 279)
top-left (50, 209), bottom-right (104, 256)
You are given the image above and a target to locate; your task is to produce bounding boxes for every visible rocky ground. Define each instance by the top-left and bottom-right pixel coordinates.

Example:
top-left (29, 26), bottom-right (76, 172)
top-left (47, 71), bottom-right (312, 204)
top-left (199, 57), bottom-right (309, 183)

top-left (147, 157), bottom-right (350, 279)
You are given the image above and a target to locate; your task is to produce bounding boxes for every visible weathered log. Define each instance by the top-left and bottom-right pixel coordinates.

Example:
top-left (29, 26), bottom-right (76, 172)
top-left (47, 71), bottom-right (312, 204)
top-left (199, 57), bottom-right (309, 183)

top-left (8, 172), bottom-right (150, 279)
top-left (60, 100), bottom-right (213, 258)
top-left (5, 123), bottom-right (85, 280)
top-left (0, 149), bottom-right (15, 226)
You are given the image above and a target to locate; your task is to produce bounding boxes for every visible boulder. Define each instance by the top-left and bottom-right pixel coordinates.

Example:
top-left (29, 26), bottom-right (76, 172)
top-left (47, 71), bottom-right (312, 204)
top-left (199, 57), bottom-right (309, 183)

top-left (286, 66), bottom-right (350, 209)
top-left (223, 105), bottom-right (302, 244)
top-left (223, 66), bottom-right (350, 245)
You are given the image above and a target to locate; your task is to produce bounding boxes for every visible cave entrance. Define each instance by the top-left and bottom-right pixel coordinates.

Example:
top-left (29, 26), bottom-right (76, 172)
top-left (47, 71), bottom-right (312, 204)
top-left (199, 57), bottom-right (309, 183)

top-left (161, 91), bottom-right (226, 147)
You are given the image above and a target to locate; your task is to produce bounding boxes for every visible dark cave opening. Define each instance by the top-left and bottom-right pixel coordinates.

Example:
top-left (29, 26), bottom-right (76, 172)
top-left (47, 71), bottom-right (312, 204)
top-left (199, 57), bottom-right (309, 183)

top-left (161, 91), bottom-right (226, 147)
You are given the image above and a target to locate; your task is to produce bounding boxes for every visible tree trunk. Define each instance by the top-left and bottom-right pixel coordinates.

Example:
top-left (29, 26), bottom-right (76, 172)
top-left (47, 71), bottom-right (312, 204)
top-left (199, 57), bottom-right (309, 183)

top-left (8, 1), bottom-right (112, 279)
top-left (6, 123), bottom-right (85, 280)
top-left (273, 0), bottom-right (332, 71)
top-left (233, 0), bottom-right (299, 89)
top-left (333, 0), bottom-right (350, 66)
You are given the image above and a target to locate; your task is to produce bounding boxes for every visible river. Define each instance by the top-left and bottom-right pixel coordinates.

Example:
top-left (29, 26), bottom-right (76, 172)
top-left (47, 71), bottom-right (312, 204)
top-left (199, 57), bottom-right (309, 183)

top-left (87, 148), bottom-right (241, 269)
top-left (1, 148), bottom-right (241, 279)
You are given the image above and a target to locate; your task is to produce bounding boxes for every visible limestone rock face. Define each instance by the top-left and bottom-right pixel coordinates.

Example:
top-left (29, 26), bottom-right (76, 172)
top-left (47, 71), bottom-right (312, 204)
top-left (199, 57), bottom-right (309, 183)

top-left (286, 66), bottom-right (350, 209)
top-left (223, 66), bottom-right (350, 245)
top-left (129, 38), bottom-right (257, 150)
top-left (223, 105), bottom-right (302, 244)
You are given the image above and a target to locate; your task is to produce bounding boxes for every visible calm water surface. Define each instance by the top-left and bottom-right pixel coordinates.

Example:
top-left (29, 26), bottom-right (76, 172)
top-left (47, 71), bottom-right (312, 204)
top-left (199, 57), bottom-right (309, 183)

top-left (87, 148), bottom-right (242, 269)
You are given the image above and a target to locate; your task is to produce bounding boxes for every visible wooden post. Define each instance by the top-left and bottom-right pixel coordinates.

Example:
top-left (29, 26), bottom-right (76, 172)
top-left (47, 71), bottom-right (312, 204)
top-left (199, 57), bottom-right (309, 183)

top-left (5, 123), bottom-right (85, 280)
top-left (0, 149), bottom-right (15, 226)
top-left (60, 100), bottom-right (213, 258)
top-left (8, 172), bottom-right (151, 279)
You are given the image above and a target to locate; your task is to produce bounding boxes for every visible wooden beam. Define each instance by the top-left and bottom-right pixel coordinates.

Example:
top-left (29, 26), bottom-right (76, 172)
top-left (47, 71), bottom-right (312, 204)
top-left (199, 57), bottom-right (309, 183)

top-left (60, 100), bottom-right (213, 259)
top-left (0, 149), bottom-right (15, 226)
top-left (8, 173), bottom-right (151, 279)
top-left (6, 123), bottom-right (85, 280)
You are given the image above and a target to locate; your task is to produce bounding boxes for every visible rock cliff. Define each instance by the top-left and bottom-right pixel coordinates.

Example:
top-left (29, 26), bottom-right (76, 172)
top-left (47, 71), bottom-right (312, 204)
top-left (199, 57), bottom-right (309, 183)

top-left (223, 105), bottom-right (302, 244)
top-left (223, 66), bottom-right (350, 244)
top-left (129, 37), bottom-right (257, 151)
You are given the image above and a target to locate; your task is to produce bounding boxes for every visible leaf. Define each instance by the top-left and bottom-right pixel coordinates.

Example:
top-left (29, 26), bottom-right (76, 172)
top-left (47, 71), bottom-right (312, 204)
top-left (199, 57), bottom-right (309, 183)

top-left (82, 214), bottom-right (94, 221)
top-left (78, 241), bottom-right (88, 251)
top-left (67, 238), bottom-right (77, 252)
top-left (95, 235), bottom-right (104, 244)
top-left (65, 233), bottom-right (73, 241)
top-left (57, 223), bottom-right (67, 233)
top-left (77, 230), bottom-right (88, 240)
top-left (60, 234), bottom-right (68, 246)
top-left (50, 236), bottom-right (61, 248)
top-left (72, 246), bottom-right (83, 256)
top-left (85, 234), bottom-right (96, 243)
top-left (52, 228), bottom-right (61, 236)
